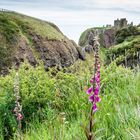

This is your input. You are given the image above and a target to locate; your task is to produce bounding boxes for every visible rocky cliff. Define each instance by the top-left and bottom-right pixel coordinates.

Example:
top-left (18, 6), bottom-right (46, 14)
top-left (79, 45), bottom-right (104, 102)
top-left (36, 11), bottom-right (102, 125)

top-left (0, 11), bottom-right (84, 74)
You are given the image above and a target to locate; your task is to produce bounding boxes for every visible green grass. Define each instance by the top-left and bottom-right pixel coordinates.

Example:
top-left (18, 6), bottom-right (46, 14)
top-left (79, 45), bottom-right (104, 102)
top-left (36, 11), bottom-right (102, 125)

top-left (4, 12), bottom-right (65, 40)
top-left (0, 11), bottom-right (65, 41)
top-left (21, 63), bottom-right (140, 140)
top-left (0, 13), bottom-right (20, 71)
top-left (109, 35), bottom-right (140, 51)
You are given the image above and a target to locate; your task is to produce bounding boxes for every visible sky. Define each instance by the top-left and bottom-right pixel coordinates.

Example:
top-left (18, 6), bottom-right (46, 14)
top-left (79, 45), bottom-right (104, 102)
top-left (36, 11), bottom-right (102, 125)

top-left (0, 0), bottom-right (140, 43)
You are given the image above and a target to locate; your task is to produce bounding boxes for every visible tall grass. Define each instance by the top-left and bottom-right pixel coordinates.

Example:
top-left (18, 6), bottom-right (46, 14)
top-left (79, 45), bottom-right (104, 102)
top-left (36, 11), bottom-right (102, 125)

top-left (20, 63), bottom-right (140, 140)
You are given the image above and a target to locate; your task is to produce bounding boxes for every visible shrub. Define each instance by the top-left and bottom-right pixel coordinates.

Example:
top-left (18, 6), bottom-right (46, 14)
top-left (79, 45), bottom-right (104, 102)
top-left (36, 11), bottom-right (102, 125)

top-left (0, 63), bottom-right (56, 138)
top-left (0, 63), bottom-right (88, 139)
top-left (115, 26), bottom-right (140, 44)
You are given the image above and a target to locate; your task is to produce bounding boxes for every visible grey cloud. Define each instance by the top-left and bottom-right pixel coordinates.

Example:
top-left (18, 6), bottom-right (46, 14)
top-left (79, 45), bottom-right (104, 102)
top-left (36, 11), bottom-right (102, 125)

top-left (0, 0), bottom-right (140, 42)
top-left (1, 0), bottom-right (140, 14)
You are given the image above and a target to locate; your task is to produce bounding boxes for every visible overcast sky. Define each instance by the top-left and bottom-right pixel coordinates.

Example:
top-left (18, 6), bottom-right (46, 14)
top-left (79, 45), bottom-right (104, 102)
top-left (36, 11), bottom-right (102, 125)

top-left (0, 0), bottom-right (140, 43)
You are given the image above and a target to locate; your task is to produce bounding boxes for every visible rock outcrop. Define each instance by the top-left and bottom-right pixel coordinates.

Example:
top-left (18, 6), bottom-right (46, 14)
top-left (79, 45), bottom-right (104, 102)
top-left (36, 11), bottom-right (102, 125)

top-left (103, 28), bottom-right (116, 48)
top-left (78, 27), bottom-right (116, 49)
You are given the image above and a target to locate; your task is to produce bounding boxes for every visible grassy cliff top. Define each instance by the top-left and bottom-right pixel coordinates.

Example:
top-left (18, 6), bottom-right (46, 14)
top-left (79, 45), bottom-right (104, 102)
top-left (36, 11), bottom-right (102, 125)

top-left (0, 11), bottom-right (65, 41)
top-left (105, 35), bottom-right (140, 66)
top-left (78, 26), bottom-right (110, 47)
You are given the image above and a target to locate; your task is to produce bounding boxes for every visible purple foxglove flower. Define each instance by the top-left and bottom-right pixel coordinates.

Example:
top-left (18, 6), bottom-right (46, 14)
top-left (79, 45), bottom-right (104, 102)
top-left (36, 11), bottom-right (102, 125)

top-left (97, 72), bottom-right (100, 78)
top-left (90, 78), bottom-right (94, 83)
top-left (95, 76), bottom-right (100, 84)
top-left (94, 86), bottom-right (100, 95)
top-left (92, 103), bottom-right (98, 112)
top-left (89, 94), bottom-right (94, 102)
top-left (97, 64), bottom-right (100, 69)
top-left (95, 96), bottom-right (101, 103)
top-left (87, 86), bottom-right (93, 94)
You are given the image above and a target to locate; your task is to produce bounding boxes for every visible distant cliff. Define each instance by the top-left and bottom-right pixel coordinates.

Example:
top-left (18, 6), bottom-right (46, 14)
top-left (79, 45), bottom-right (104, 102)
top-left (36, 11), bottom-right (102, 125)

top-left (78, 18), bottom-right (140, 68)
top-left (79, 18), bottom-right (136, 48)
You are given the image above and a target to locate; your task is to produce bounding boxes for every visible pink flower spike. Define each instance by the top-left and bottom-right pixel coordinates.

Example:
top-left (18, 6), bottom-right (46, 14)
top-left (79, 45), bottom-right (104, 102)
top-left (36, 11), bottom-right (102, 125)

top-left (87, 86), bottom-right (93, 94)
top-left (92, 104), bottom-right (98, 112)
top-left (89, 94), bottom-right (94, 102)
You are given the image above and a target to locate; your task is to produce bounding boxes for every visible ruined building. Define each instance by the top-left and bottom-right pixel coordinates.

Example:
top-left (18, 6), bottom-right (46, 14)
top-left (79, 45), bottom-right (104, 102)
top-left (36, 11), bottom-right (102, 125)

top-left (114, 18), bottom-right (128, 30)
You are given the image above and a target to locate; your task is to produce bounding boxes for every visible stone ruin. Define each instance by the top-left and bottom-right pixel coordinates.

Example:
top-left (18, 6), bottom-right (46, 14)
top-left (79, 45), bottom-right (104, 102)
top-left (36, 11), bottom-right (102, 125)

top-left (114, 18), bottom-right (128, 30)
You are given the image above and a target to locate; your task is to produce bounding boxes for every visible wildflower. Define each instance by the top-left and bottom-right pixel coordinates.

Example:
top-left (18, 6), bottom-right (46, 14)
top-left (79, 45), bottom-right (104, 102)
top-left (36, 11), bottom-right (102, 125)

top-left (95, 96), bottom-right (101, 103)
top-left (84, 30), bottom-right (101, 140)
top-left (89, 95), bottom-right (101, 103)
top-left (90, 78), bottom-right (94, 83)
top-left (86, 31), bottom-right (101, 112)
top-left (89, 94), bottom-right (94, 102)
top-left (94, 86), bottom-right (100, 95)
top-left (92, 103), bottom-right (98, 112)
top-left (14, 72), bottom-right (23, 122)
top-left (17, 113), bottom-right (23, 121)
top-left (87, 86), bottom-right (93, 94)
top-left (95, 77), bottom-right (100, 84)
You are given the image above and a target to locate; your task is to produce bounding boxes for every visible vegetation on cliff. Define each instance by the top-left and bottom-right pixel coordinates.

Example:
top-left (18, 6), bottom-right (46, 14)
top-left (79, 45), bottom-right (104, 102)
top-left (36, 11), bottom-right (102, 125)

top-left (105, 32), bottom-right (140, 67)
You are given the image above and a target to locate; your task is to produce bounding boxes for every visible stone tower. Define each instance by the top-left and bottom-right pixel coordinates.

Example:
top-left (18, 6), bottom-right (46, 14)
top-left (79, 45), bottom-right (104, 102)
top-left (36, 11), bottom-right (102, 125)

top-left (114, 18), bottom-right (128, 29)
top-left (120, 18), bottom-right (127, 28)
top-left (114, 19), bottom-right (120, 29)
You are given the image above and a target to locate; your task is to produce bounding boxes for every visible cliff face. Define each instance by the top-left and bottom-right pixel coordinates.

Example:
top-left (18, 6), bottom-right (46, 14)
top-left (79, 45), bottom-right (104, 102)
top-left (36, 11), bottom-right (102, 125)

top-left (78, 27), bottom-right (116, 49)
top-left (0, 11), bottom-right (83, 74)
top-left (102, 28), bottom-right (116, 47)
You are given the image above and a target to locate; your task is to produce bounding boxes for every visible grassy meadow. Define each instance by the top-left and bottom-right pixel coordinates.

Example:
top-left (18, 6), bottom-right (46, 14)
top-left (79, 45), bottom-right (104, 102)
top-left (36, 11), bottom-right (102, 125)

top-left (0, 54), bottom-right (140, 140)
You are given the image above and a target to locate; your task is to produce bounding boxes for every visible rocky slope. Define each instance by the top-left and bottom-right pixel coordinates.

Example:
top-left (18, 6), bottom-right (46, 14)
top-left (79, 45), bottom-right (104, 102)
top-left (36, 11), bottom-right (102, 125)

top-left (0, 11), bottom-right (83, 74)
